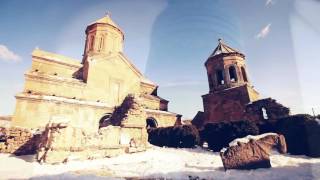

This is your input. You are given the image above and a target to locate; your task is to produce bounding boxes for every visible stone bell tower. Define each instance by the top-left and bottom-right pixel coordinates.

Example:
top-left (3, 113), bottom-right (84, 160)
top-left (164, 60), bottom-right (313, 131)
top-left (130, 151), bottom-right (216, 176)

top-left (82, 14), bottom-right (124, 82)
top-left (83, 13), bottom-right (124, 58)
top-left (202, 39), bottom-right (260, 123)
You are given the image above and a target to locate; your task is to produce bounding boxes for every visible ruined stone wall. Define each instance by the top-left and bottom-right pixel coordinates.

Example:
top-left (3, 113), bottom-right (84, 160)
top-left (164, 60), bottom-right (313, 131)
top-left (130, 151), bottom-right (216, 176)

top-left (37, 125), bottom-right (147, 164)
top-left (0, 127), bottom-right (41, 155)
top-left (0, 116), bottom-right (11, 128)
top-left (244, 98), bottom-right (290, 122)
top-left (193, 98), bottom-right (290, 129)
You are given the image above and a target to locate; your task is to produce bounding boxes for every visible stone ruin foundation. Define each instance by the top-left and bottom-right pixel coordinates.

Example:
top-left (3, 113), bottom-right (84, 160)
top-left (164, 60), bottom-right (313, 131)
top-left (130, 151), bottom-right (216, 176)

top-left (0, 95), bottom-right (150, 164)
top-left (0, 124), bottom-right (148, 164)
top-left (37, 123), bottom-right (148, 164)
top-left (0, 127), bottom-right (41, 155)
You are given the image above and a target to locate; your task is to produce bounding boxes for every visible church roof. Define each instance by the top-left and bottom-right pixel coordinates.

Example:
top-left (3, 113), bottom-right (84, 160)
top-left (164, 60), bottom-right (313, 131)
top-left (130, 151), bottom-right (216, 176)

top-left (118, 52), bottom-right (157, 87)
top-left (209, 39), bottom-right (243, 58)
top-left (32, 48), bottom-right (82, 68)
top-left (89, 14), bottom-right (121, 30)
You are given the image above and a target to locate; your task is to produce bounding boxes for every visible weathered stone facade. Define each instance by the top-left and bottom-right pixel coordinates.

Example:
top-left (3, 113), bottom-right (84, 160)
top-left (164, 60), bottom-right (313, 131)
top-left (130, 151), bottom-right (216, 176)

top-left (202, 85), bottom-right (259, 122)
top-left (12, 14), bottom-right (180, 132)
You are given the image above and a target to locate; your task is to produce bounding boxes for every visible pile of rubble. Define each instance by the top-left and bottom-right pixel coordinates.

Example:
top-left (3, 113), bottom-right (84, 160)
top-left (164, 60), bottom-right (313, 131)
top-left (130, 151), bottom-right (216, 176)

top-left (0, 127), bottom-right (41, 155)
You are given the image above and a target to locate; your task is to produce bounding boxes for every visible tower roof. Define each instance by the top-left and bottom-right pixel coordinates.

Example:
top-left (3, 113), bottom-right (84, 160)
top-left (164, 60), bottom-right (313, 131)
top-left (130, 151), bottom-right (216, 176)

top-left (88, 13), bottom-right (122, 31)
top-left (209, 39), bottom-right (243, 58)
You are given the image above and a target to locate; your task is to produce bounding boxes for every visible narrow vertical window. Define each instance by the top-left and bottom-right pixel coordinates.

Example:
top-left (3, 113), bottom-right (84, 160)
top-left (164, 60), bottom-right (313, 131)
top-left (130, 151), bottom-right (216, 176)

top-left (208, 74), bottom-right (213, 89)
top-left (241, 67), bottom-right (248, 82)
top-left (90, 36), bottom-right (94, 50)
top-left (216, 70), bottom-right (224, 85)
top-left (99, 37), bottom-right (104, 51)
top-left (229, 66), bottom-right (237, 82)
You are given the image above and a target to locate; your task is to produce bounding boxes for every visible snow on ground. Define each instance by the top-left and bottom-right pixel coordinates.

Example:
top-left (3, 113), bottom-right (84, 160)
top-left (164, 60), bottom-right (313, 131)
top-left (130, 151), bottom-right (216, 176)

top-left (0, 146), bottom-right (320, 180)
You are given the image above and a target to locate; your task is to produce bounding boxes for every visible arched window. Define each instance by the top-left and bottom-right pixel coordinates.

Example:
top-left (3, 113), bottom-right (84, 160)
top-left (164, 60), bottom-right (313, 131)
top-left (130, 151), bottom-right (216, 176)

top-left (229, 66), bottom-right (238, 82)
top-left (99, 113), bottom-right (112, 128)
top-left (146, 118), bottom-right (158, 128)
top-left (241, 67), bottom-right (248, 82)
top-left (99, 36), bottom-right (104, 51)
top-left (216, 70), bottom-right (224, 85)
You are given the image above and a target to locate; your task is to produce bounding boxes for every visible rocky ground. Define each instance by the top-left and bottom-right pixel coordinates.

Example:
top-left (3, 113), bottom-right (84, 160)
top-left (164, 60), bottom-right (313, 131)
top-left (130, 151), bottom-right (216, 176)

top-left (0, 146), bottom-right (320, 179)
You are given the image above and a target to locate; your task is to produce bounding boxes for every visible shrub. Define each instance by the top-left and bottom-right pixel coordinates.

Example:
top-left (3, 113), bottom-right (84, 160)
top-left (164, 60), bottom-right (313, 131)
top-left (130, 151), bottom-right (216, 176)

top-left (200, 120), bottom-right (259, 152)
top-left (147, 125), bottom-right (200, 148)
top-left (275, 114), bottom-right (320, 157)
top-left (257, 121), bottom-right (277, 134)
top-left (108, 95), bottom-right (135, 126)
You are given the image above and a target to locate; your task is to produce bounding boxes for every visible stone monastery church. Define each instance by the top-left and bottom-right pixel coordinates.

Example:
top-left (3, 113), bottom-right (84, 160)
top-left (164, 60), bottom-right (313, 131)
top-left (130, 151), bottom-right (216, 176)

top-left (0, 14), bottom-right (291, 164)
top-left (12, 15), bottom-right (180, 132)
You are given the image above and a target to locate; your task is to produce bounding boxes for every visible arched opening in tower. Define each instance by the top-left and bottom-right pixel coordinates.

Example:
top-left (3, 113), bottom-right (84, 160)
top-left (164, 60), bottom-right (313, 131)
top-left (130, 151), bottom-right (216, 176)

top-left (208, 74), bottom-right (214, 89)
top-left (216, 69), bottom-right (224, 85)
top-left (99, 113), bottom-right (112, 128)
top-left (146, 117), bottom-right (158, 128)
top-left (99, 36), bottom-right (104, 51)
top-left (241, 67), bottom-right (248, 82)
top-left (229, 66), bottom-right (238, 82)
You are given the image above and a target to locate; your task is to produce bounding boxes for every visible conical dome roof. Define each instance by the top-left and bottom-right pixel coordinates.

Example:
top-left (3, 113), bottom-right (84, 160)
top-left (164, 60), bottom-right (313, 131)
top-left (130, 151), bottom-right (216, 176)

top-left (209, 39), bottom-right (243, 58)
top-left (91, 14), bottom-right (119, 28)
top-left (87, 14), bottom-right (123, 33)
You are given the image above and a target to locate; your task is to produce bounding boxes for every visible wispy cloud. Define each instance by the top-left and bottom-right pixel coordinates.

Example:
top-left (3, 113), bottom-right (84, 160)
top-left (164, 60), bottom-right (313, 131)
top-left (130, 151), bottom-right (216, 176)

top-left (265, 0), bottom-right (275, 7)
top-left (0, 44), bottom-right (21, 62)
top-left (255, 23), bottom-right (272, 39)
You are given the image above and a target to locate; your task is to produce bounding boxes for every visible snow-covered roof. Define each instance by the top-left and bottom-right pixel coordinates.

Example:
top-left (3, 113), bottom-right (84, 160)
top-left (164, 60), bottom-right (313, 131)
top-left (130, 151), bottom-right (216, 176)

top-left (15, 93), bottom-right (112, 108)
top-left (228, 133), bottom-right (278, 147)
top-left (144, 109), bottom-right (177, 116)
top-left (32, 48), bottom-right (82, 68)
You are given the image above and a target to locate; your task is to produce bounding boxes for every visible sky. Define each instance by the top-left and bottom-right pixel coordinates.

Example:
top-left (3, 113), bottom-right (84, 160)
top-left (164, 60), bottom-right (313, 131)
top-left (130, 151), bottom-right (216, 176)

top-left (0, 0), bottom-right (319, 119)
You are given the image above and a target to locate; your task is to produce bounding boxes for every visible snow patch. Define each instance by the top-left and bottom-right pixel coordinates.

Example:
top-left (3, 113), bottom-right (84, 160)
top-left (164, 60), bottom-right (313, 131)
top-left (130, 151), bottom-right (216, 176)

top-left (17, 93), bottom-right (111, 108)
top-left (0, 146), bottom-right (319, 179)
top-left (229, 133), bottom-right (278, 147)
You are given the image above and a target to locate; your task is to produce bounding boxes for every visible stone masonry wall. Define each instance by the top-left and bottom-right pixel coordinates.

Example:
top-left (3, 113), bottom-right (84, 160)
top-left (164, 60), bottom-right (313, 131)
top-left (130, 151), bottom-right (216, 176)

top-left (0, 127), bottom-right (41, 155)
top-left (37, 123), bottom-right (148, 164)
